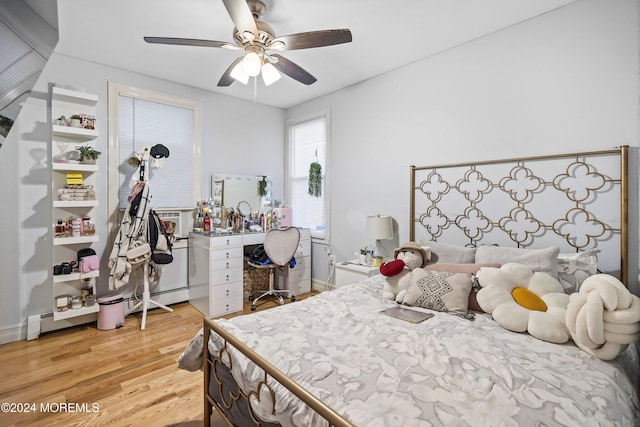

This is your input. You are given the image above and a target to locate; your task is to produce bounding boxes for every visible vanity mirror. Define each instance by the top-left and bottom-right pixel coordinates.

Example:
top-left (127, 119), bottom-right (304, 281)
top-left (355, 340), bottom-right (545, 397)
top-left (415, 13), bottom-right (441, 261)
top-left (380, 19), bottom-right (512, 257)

top-left (211, 173), bottom-right (270, 213)
top-left (237, 200), bottom-right (252, 217)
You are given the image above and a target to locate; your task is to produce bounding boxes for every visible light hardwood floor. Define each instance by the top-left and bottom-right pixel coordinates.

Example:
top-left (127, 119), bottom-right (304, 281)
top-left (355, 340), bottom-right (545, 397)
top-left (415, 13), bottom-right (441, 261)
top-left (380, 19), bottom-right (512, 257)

top-left (0, 291), bottom-right (318, 427)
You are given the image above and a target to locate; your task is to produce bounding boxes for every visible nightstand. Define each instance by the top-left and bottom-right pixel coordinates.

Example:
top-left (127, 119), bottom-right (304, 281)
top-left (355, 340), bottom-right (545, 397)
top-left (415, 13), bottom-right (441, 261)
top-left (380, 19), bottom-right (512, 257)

top-left (335, 261), bottom-right (380, 288)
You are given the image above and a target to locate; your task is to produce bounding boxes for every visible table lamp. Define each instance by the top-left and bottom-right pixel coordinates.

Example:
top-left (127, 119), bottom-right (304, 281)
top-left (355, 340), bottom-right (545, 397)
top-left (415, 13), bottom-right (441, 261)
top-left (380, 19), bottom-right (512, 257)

top-left (366, 214), bottom-right (394, 259)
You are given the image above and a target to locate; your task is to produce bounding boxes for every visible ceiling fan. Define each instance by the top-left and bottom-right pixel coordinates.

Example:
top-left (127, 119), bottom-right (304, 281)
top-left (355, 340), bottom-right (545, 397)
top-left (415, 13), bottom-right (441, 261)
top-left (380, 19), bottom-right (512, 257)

top-left (144, 0), bottom-right (352, 87)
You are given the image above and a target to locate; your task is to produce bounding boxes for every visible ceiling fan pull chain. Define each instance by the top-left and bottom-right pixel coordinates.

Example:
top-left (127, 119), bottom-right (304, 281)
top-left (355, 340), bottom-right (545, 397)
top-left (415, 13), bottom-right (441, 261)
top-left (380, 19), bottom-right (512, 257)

top-left (253, 76), bottom-right (258, 103)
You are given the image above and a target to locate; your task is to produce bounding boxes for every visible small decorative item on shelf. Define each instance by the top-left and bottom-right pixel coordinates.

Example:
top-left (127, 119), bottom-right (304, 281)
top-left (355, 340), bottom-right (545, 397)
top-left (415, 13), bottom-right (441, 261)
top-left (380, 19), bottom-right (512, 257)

top-left (70, 296), bottom-right (82, 309)
top-left (76, 145), bottom-right (101, 164)
top-left (70, 114), bottom-right (82, 127)
top-left (65, 172), bottom-right (83, 186)
top-left (57, 185), bottom-right (94, 201)
top-left (56, 295), bottom-right (70, 312)
top-left (81, 114), bottom-right (96, 130)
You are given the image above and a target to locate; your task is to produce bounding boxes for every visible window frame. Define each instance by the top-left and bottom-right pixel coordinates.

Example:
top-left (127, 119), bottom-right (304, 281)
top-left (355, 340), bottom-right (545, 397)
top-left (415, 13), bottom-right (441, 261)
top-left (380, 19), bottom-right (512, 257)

top-left (285, 109), bottom-right (331, 243)
top-left (107, 82), bottom-right (201, 237)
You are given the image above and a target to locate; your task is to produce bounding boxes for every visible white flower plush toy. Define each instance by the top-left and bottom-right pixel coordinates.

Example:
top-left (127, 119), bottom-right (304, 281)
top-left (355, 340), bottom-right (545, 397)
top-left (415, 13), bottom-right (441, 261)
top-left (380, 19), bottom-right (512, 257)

top-left (476, 263), bottom-right (570, 344)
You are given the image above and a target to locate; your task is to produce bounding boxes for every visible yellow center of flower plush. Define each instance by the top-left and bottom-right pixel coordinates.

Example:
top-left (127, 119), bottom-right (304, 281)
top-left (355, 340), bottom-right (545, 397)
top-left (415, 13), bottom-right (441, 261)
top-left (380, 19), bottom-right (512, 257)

top-left (511, 287), bottom-right (547, 312)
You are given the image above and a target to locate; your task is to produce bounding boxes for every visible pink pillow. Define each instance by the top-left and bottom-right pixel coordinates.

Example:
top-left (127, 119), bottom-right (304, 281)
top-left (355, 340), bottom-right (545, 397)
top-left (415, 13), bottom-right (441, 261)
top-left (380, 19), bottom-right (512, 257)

top-left (424, 263), bottom-right (501, 312)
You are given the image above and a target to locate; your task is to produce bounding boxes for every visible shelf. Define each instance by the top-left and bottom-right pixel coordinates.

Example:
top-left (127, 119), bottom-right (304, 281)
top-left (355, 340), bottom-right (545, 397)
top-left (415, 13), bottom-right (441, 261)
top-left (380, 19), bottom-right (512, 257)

top-left (52, 162), bottom-right (98, 172)
top-left (52, 304), bottom-right (99, 321)
top-left (51, 87), bottom-right (100, 323)
top-left (52, 125), bottom-right (98, 140)
top-left (53, 270), bottom-right (99, 284)
top-left (53, 235), bottom-right (99, 245)
top-left (51, 87), bottom-right (98, 105)
top-left (54, 200), bottom-right (99, 208)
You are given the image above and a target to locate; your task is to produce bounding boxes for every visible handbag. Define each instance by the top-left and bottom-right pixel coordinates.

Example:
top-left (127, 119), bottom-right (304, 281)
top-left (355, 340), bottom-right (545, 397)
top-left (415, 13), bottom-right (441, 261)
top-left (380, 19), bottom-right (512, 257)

top-left (127, 241), bottom-right (151, 266)
top-left (79, 254), bottom-right (99, 273)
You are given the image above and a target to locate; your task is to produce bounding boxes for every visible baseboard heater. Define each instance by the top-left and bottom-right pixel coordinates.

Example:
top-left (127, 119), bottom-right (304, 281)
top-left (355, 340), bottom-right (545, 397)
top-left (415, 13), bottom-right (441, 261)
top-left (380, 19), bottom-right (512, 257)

top-left (27, 287), bottom-right (189, 340)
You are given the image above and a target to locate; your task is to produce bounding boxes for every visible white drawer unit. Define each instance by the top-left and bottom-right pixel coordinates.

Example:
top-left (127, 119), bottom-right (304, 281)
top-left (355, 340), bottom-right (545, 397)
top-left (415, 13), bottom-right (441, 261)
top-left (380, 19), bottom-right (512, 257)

top-left (275, 228), bottom-right (311, 295)
top-left (189, 232), bottom-right (248, 317)
top-left (189, 228), bottom-right (313, 317)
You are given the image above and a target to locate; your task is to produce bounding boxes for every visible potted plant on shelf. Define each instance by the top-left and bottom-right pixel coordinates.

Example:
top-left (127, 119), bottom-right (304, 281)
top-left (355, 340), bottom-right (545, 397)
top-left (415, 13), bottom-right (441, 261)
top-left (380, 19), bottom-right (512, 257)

top-left (76, 145), bottom-right (101, 164)
top-left (70, 114), bottom-right (82, 127)
top-left (359, 247), bottom-right (368, 264)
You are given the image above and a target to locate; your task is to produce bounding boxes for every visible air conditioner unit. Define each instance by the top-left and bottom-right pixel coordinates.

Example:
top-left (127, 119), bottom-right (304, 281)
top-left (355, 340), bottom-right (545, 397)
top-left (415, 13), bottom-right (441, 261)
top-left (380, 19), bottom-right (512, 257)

top-left (155, 210), bottom-right (183, 238)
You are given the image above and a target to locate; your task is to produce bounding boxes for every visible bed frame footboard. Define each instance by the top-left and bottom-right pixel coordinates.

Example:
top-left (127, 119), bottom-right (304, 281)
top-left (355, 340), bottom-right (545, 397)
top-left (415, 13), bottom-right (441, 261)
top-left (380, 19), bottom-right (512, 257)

top-left (203, 317), bottom-right (354, 427)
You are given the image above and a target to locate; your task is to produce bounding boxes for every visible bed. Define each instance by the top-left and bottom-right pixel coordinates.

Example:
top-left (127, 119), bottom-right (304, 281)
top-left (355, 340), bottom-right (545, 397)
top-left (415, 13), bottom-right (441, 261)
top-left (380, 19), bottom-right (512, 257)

top-left (179, 146), bottom-right (639, 427)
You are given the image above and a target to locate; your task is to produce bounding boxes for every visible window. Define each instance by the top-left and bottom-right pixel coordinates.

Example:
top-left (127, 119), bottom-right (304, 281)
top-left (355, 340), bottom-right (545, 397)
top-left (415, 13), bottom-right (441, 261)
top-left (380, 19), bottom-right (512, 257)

top-left (107, 83), bottom-right (201, 233)
top-left (286, 115), bottom-right (328, 240)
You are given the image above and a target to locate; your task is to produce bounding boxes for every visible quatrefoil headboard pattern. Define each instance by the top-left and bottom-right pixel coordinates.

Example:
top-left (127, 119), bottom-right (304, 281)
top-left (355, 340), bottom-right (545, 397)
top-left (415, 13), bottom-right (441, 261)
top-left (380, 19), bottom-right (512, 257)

top-left (410, 146), bottom-right (630, 285)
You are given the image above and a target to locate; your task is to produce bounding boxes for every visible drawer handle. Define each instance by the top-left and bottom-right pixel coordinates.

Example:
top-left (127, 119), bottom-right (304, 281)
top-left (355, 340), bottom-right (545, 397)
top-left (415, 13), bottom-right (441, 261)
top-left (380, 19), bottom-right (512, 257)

top-left (226, 239), bottom-right (230, 245)
top-left (226, 252), bottom-right (230, 259)
top-left (225, 304), bottom-right (229, 311)
top-left (226, 262), bottom-right (229, 269)
top-left (226, 275), bottom-right (230, 281)
top-left (225, 289), bottom-right (229, 296)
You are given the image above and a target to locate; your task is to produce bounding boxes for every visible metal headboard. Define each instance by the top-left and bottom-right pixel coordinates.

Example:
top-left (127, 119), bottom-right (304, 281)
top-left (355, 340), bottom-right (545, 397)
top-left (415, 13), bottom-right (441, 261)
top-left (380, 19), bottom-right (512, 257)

top-left (410, 146), bottom-right (629, 285)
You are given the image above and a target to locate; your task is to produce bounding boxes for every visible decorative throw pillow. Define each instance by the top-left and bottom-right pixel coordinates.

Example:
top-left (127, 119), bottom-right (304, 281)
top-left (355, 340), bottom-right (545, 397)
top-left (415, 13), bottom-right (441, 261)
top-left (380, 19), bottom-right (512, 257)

top-left (401, 269), bottom-right (473, 313)
top-left (476, 263), bottom-right (570, 344)
top-left (474, 245), bottom-right (560, 277)
top-left (425, 263), bottom-right (501, 312)
top-left (422, 241), bottom-right (476, 264)
top-left (556, 249), bottom-right (600, 294)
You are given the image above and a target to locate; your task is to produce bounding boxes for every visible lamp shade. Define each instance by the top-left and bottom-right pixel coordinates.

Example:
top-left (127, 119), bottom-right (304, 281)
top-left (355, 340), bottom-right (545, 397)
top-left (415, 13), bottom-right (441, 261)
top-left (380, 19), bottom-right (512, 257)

top-left (261, 62), bottom-right (281, 86)
top-left (366, 215), bottom-right (393, 240)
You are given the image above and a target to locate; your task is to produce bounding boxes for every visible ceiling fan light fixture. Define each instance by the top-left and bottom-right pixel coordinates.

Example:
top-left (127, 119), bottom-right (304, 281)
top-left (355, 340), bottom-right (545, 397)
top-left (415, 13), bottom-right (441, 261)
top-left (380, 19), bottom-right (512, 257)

top-left (241, 51), bottom-right (262, 76)
top-left (230, 62), bottom-right (249, 84)
top-left (261, 62), bottom-right (281, 86)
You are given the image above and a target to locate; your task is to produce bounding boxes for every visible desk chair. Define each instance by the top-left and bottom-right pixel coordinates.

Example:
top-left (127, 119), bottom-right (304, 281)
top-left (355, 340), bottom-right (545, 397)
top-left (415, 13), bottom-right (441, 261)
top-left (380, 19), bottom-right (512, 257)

top-left (248, 226), bottom-right (300, 311)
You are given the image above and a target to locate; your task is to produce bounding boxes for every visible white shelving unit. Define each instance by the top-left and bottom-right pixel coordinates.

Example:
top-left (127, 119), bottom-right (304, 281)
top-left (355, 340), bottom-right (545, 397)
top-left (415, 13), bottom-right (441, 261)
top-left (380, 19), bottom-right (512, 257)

top-left (50, 87), bottom-right (100, 321)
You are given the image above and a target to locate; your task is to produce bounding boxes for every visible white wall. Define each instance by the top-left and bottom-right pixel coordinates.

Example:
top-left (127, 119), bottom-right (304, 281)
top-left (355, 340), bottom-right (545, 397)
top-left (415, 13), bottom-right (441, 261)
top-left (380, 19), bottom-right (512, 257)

top-left (290, 0), bottom-right (639, 285)
top-left (0, 53), bottom-right (284, 343)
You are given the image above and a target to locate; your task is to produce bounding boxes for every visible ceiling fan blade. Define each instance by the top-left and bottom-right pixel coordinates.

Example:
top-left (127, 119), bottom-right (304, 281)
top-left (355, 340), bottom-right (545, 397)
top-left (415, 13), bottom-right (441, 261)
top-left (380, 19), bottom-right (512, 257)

top-left (222, 0), bottom-right (258, 39)
top-left (217, 57), bottom-right (243, 87)
top-left (144, 37), bottom-right (231, 48)
top-left (269, 29), bottom-right (352, 50)
top-left (270, 54), bottom-right (317, 85)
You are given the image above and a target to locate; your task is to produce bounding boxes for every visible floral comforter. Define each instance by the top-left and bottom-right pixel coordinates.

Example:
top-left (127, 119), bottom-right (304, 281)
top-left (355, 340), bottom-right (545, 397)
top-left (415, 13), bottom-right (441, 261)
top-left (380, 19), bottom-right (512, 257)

top-left (179, 275), bottom-right (640, 427)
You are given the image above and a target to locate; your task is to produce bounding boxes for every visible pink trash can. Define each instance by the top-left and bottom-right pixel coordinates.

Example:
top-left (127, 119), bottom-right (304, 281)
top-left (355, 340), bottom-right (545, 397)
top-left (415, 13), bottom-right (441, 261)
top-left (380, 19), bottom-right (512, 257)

top-left (97, 293), bottom-right (125, 330)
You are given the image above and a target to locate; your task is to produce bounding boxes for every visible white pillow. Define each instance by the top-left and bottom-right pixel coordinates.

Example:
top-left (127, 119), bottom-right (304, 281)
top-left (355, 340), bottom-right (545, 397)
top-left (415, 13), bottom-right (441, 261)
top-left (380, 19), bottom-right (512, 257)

top-left (422, 241), bottom-right (476, 264)
top-left (474, 246), bottom-right (560, 277)
top-left (557, 249), bottom-right (600, 294)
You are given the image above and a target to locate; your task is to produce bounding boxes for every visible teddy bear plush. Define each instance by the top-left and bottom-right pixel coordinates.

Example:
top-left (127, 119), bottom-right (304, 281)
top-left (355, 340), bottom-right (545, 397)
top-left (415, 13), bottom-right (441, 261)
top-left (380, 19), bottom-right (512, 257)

top-left (379, 241), bottom-right (429, 302)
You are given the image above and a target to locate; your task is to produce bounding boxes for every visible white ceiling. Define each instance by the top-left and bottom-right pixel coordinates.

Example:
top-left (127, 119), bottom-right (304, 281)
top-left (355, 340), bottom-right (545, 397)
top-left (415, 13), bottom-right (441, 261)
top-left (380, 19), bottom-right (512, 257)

top-left (39, 0), bottom-right (576, 109)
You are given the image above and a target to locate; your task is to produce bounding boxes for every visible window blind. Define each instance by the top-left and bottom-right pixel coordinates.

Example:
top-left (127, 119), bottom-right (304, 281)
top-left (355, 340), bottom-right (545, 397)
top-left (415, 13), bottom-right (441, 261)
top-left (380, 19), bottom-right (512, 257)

top-left (288, 116), bottom-right (327, 238)
top-left (117, 96), bottom-right (194, 209)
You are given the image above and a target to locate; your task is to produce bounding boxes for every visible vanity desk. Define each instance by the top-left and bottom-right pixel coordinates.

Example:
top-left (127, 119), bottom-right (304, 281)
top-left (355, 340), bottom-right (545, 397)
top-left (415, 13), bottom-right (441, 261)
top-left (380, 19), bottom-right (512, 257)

top-left (188, 228), bottom-right (311, 317)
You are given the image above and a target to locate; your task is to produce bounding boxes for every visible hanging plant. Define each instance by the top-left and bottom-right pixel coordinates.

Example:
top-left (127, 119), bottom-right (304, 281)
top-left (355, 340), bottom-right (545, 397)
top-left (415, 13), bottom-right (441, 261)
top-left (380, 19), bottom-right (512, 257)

top-left (308, 162), bottom-right (322, 197)
top-left (257, 176), bottom-right (268, 197)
